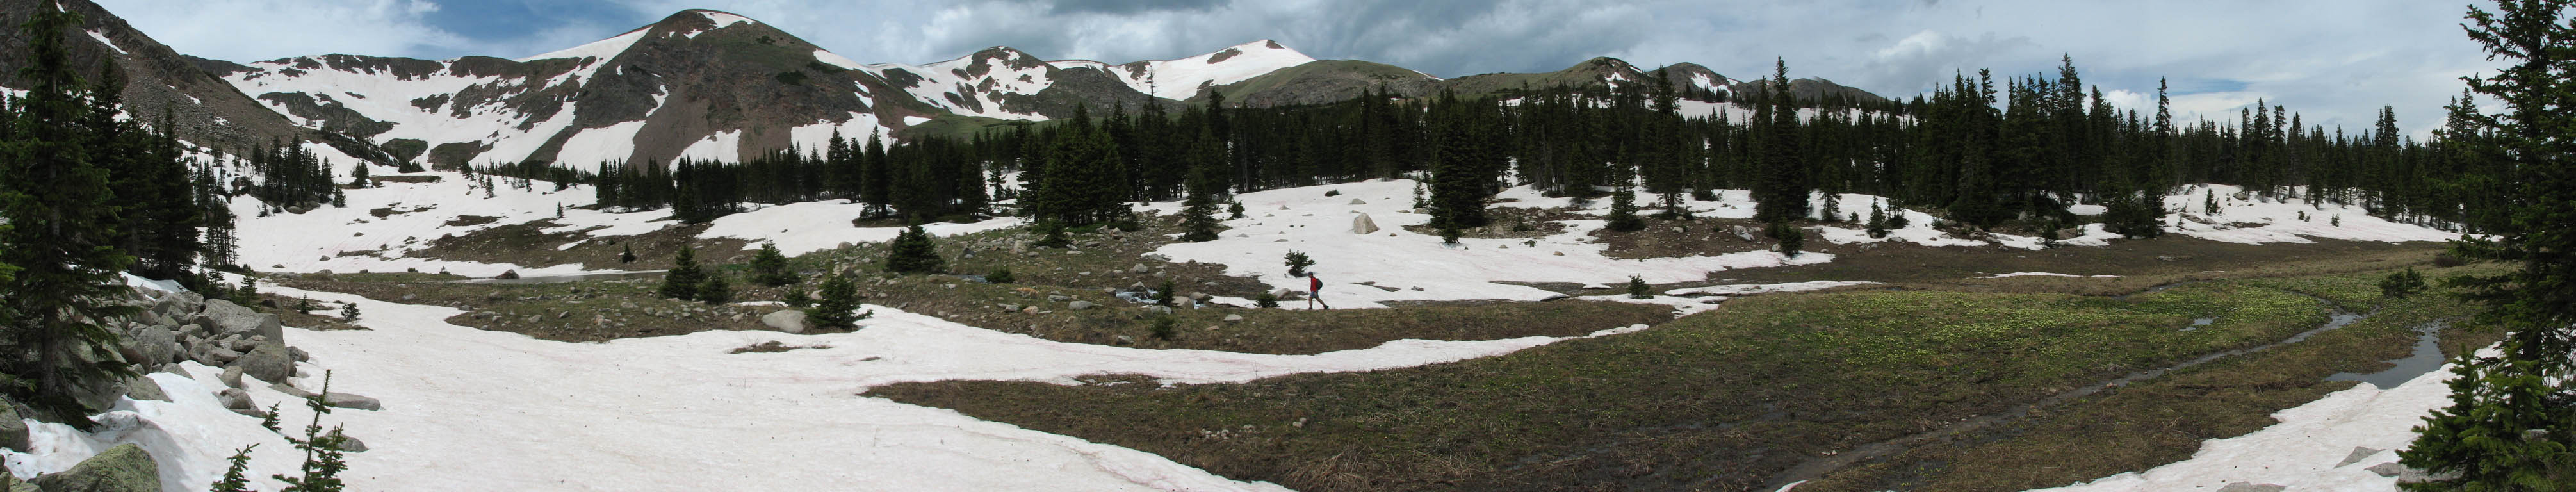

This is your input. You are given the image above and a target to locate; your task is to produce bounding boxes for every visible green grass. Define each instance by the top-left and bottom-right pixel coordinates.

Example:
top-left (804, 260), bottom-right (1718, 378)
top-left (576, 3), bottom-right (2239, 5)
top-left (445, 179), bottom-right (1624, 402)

top-left (867, 280), bottom-right (2351, 491)
top-left (1802, 266), bottom-right (2504, 491)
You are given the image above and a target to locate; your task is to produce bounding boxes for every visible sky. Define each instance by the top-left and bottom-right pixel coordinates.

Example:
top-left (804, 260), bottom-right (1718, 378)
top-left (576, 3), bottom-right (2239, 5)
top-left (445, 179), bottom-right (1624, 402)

top-left (97, 0), bottom-right (2501, 137)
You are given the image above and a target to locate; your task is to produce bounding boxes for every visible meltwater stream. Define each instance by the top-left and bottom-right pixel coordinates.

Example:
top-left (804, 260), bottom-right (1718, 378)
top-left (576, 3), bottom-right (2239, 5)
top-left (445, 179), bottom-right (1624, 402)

top-left (2324, 323), bottom-right (2449, 390)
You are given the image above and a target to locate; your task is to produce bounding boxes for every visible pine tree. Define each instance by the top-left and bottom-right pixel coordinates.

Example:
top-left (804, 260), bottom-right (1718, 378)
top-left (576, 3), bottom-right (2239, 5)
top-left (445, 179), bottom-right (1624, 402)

top-left (0, 1), bottom-right (142, 425)
top-left (883, 224), bottom-right (945, 274)
top-left (809, 275), bottom-right (866, 329)
top-left (1605, 186), bottom-right (1644, 232)
top-left (209, 445), bottom-right (257, 492)
top-left (749, 243), bottom-right (795, 286)
top-left (1866, 202), bottom-right (1889, 239)
top-left (1284, 251), bottom-right (1314, 277)
top-left (697, 275), bottom-right (732, 304)
top-left (658, 246), bottom-right (704, 300)
top-left (619, 244), bottom-right (637, 264)
top-left (1768, 221), bottom-right (1805, 258)
top-left (1752, 58), bottom-right (1810, 224)
top-left (2402, 1), bottom-right (2576, 486)
top-left (1626, 275), bottom-right (1650, 299)
top-left (349, 162), bottom-right (368, 188)
top-left (339, 302), bottom-right (359, 321)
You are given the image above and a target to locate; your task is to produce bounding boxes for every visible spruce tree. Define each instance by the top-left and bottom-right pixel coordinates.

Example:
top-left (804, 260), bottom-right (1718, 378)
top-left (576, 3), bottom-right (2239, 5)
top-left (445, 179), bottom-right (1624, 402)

top-left (883, 224), bottom-right (945, 274)
top-left (2401, 1), bottom-right (2576, 485)
top-left (1768, 221), bottom-right (1805, 258)
top-left (1866, 202), bottom-right (1889, 239)
top-left (1752, 58), bottom-right (1810, 224)
top-left (657, 246), bottom-right (705, 300)
top-left (619, 244), bottom-right (636, 264)
top-left (697, 275), bottom-right (732, 305)
top-left (749, 243), bottom-right (795, 286)
top-left (0, 1), bottom-right (142, 425)
top-left (810, 275), bottom-right (863, 329)
top-left (1605, 186), bottom-right (1644, 232)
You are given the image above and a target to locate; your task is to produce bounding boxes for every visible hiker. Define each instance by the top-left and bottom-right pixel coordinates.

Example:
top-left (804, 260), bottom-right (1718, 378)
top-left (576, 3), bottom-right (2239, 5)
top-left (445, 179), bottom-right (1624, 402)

top-left (1308, 274), bottom-right (1331, 309)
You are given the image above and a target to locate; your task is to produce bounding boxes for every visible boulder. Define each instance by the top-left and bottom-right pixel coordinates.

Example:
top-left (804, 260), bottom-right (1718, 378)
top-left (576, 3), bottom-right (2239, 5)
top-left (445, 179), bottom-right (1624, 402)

top-left (2336, 446), bottom-right (2383, 468)
top-left (128, 325), bottom-right (178, 365)
top-left (1129, 263), bottom-right (1151, 274)
top-left (219, 366), bottom-right (245, 390)
top-left (1066, 300), bottom-right (1097, 311)
top-left (120, 375), bottom-right (167, 402)
top-left (234, 344), bottom-right (295, 384)
top-left (1348, 198), bottom-right (1367, 205)
top-left (215, 388), bottom-right (256, 413)
top-left (2215, 484), bottom-right (2283, 492)
top-left (0, 404), bottom-right (26, 452)
top-left (1223, 314), bottom-right (1244, 322)
top-left (193, 299), bottom-right (282, 341)
top-left (65, 348), bottom-right (128, 414)
top-left (1351, 213), bottom-right (1380, 234)
top-left (29, 443), bottom-right (158, 492)
top-left (762, 310), bottom-right (808, 334)
top-left (496, 269), bottom-right (521, 279)
top-left (323, 392), bottom-right (382, 411)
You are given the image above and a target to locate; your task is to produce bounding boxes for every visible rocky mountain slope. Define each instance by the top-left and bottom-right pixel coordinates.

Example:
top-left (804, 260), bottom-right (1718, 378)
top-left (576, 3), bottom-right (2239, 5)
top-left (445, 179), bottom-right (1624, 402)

top-left (0, 0), bottom-right (383, 161)
top-left (50, 4), bottom-right (1888, 170)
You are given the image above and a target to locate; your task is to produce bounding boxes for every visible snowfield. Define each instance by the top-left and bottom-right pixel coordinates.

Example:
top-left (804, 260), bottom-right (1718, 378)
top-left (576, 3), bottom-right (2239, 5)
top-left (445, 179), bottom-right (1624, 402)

top-left (2032, 347), bottom-right (2499, 491)
top-left (6, 279), bottom-right (1653, 491)
top-left (1148, 179), bottom-right (1830, 309)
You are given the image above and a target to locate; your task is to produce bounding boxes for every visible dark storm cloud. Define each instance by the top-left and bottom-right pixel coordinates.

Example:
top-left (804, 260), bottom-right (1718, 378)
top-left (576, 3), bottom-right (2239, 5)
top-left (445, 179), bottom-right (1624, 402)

top-left (1028, 0), bottom-right (1225, 15)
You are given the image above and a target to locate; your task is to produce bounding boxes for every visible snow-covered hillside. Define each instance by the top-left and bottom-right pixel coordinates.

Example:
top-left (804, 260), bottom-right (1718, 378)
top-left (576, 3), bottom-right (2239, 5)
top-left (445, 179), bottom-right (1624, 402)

top-left (1085, 40), bottom-right (1319, 101)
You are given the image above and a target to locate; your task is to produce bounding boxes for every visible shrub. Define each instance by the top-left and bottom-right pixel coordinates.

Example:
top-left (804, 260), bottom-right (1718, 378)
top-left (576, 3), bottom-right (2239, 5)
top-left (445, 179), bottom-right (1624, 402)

top-left (1150, 316), bottom-right (1178, 340)
top-left (1690, 189), bottom-right (1718, 201)
top-left (2379, 267), bottom-right (2427, 299)
top-left (339, 303), bottom-right (359, 321)
top-left (658, 246), bottom-right (705, 300)
top-left (1284, 251), bottom-right (1314, 277)
top-left (698, 275), bottom-right (733, 304)
top-left (986, 268), bottom-right (1015, 284)
top-left (619, 244), bottom-right (636, 263)
top-left (884, 225), bottom-right (945, 274)
top-left (783, 287), bottom-right (812, 309)
top-left (1324, 190), bottom-right (1341, 197)
top-left (1255, 293), bottom-right (1280, 308)
top-left (811, 276), bottom-right (865, 329)
top-left (1768, 221), bottom-right (1805, 258)
top-left (1155, 280), bottom-right (1178, 306)
top-left (749, 243), bottom-right (797, 286)
top-left (2432, 253), bottom-right (2467, 268)
top-left (1626, 275), bottom-right (1650, 299)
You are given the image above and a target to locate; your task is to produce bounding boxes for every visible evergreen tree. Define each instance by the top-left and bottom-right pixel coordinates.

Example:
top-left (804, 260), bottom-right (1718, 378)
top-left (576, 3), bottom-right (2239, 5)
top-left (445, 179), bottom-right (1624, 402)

top-left (1767, 221), bottom-right (1805, 258)
top-left (1866, 202), bottom-right (1889, 239)
top-left (1605, 186), bottom-right (1644, 232)
top-left (2402, 1), bottom-right (2576, 486)
top-left (619, 244), bottom-right (636, 264)
top-left (697, 275), bottom-right (732, 305)
top-left (883, 224), bottom-right (945, 274)
top-left (0, 1), bottom-right (142, 425)
top-left (657, 246), bottom-right (705, 300)
top-left (350, 162), bottom-right (368, 188)
top-left (749, 243), bottom-right (796, 286)
top-left (809, 275), bottom-right (866, 329)
top-left (1284, 251), bottom-right (1314, 277)
top-left (1752, 58), bottom-right (1811, 223)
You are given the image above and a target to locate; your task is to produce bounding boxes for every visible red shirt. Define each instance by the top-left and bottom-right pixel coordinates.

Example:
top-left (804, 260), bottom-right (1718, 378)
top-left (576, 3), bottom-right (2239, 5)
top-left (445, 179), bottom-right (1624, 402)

top-left (1309, 276), bottom-right (1321, 291)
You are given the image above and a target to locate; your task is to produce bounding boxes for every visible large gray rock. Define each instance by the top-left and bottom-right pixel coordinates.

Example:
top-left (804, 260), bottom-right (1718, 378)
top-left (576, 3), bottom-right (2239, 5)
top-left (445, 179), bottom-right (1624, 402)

top-left (29, 443), bottom-right (158, 492)
top-left (0, 403), bottom-right (26, 452)
top-left (64, 348), bottom-right (129, 414)
top-left (234, 345), bottom-right (294, 384)
top-left (122, 326), bottom-right (178, 366)
top-left (119, 375), bottom-right (167, 403)
top-left (1351, 213), bottom-right (1380, 234)
top-left (2215, 482), bottom-right (2284, 492)
top-left (324, 393), bottom-right (382, 411)
top-left (1066, 300), bottom-right (1096, 311)
top-left (215, 388), bottom-right (257, 414)
top-left (192, 299), bottom-right (281, 341)
top-left (762, 310), bottom-right (808, 334)
top-left (218, 366), bottom-right (245, 390)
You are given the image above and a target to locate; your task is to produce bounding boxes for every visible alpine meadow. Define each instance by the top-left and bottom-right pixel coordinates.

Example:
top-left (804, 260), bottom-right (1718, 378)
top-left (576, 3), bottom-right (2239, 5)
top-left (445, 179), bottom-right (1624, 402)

top-left (0, 0), bottom-right (2569, 491)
